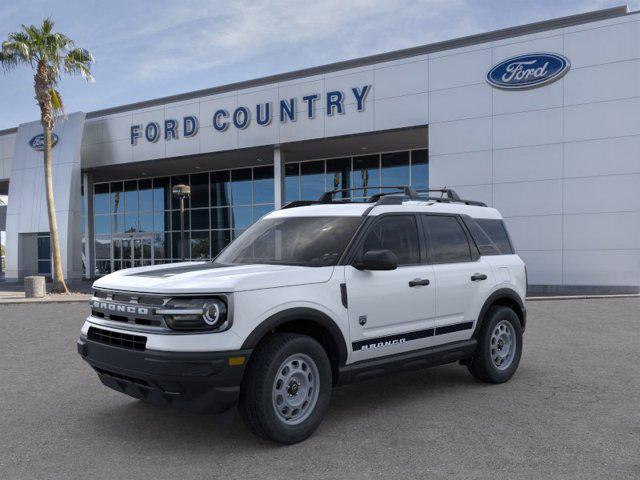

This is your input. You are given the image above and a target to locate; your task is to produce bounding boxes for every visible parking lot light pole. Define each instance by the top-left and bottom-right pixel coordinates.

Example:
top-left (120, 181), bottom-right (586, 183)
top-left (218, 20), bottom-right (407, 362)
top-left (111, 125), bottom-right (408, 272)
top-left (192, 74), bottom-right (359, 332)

top-left (172, 184), bottom-right (191, 261)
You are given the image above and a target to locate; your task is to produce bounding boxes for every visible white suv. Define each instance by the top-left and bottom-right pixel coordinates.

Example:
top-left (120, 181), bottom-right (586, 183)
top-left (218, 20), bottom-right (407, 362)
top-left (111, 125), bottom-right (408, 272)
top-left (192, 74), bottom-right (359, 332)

top-left (78, 187), bottom-right (527, 444)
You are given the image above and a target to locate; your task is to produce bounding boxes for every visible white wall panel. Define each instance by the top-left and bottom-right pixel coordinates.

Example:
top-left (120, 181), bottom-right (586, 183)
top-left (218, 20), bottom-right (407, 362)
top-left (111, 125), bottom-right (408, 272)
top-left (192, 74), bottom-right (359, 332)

top-left (324, 69), bottom-right (374, 107)
top-left (505, 215), bottom-right (563, 251)
top-left (374, 60), bottom-right (428, 100)
top-left (238, 116), bottom-right (280, 149)
top-left (564, 20), bottom-right (640, 68)
top-left (429, 116), bottom-right (491, 155)
top-left (199, 125), bottom-right (238, 153)
top-left (564, 135), bottom-right (640, 178)
top-left (199, 94), bottom-right (237, 128)
top-left (102, 139), bottom-right (133, 165)
top-left (493, 143), bottom-right (563, 183)
top-left (373, 93), bottom-right (428, 132)
top-left (102, 114), bottom-right (132, 142)
top-left (82, 120), bottom-right (103, 145)
top-left (493, 180), bottom-right (562, 217)
top-left (279, 113), bottom-right (325, 143)
top-left (493, 80), bottom-right (563, 115)
top-left (564, 211), bottom-right (640, 250)
top-left (517, 250), bottom-right (563, 284)
top-left (429, 49), bottom-right (492, 91)
top-left (564, 97), bottom-right (640, 142)
top-left (429, 83), bottom-right (492, 123)
top-left (325, 102), bottom-right (374, 138)
top-left (492, 33), bottom-right (563, 59)
top-left (564, 59), bottom-right (640, 106)
top-left (563, 250), bottom-right (640, 286)
top-left (563, 174), bottom-right (640, 214)
top-left (493, 108), bottom-right (563, 149)
top-left (429, 150), bottom-right (492, 187)
top-left (445, 184), bottom-right (492, 206)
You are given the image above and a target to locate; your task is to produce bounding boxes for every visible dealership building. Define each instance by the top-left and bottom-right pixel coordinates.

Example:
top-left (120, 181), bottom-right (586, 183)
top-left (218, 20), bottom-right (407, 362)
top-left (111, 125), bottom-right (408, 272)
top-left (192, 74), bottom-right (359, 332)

top-left (0, 6), bottom-right (639, 294)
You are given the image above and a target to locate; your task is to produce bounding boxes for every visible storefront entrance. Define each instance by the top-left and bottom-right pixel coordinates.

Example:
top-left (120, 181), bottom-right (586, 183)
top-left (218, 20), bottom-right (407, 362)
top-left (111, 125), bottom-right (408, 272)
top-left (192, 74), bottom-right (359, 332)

top-left (111, 234), bottom-right (154, 270)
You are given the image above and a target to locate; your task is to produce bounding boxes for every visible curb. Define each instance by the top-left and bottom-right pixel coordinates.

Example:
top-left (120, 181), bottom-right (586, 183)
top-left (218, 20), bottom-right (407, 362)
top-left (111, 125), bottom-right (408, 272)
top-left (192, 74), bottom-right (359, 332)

top-left (0, 295), bottom-right (91, 305)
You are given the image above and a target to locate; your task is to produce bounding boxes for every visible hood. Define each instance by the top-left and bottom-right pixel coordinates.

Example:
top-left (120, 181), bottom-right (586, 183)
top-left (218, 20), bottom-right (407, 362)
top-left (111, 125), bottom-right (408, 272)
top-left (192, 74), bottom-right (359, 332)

top-left (92, 261), bottom-right (335, 294)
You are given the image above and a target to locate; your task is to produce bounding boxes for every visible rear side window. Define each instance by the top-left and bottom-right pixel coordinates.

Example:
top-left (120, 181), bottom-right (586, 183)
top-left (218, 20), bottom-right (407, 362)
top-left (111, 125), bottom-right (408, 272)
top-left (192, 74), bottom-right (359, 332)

top-left (361, 215), bottom-right (420, 266)
top-left (474, 218), bottom-right (514, 255)
top-left (421, 215), bottom-right (472, 264)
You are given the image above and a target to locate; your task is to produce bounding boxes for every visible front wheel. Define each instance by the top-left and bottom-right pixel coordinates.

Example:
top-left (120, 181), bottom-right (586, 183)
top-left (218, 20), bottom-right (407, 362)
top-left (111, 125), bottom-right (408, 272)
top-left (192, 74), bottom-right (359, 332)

top-left (467, 306), bottom-right (523, 383)
top-left (239, 333), bottom-right (332, 444)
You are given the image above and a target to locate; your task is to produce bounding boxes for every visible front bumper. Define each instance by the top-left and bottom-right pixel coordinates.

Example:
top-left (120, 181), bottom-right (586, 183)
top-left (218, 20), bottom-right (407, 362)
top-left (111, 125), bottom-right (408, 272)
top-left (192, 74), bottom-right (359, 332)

top-left (77, 336), bottom-right (252, 414)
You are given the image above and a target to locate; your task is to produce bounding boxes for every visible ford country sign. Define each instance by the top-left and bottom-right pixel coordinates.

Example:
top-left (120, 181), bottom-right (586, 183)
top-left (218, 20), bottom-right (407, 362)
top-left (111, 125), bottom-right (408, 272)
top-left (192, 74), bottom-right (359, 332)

top-left (29, 133), bottom-right (59, 151)
top-left (487, 53), bottom-right (570, 90)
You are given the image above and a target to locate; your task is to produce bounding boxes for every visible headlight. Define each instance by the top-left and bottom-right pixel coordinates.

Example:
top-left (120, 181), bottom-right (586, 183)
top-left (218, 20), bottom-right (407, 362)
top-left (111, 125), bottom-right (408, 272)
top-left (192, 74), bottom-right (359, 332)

top-left (158, 297), bottom-right (229, 332)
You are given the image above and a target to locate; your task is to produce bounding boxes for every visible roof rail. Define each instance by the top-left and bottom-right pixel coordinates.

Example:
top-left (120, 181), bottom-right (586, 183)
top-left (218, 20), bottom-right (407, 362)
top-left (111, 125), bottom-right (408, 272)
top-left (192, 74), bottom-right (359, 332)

top-left (281, 186), bottom-right (487, 209)
top-left (414, 189), bottom-right (487, 207)
top-left (318, 186), bottom-right (418, 203)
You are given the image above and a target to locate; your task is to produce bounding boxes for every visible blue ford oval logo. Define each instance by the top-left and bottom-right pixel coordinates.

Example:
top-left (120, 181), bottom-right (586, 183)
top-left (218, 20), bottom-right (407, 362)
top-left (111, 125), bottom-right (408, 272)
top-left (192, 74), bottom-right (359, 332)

top-left (487, 53), bottom-right (570, 90)
top-left (29, 133), bottom-right (59, 151)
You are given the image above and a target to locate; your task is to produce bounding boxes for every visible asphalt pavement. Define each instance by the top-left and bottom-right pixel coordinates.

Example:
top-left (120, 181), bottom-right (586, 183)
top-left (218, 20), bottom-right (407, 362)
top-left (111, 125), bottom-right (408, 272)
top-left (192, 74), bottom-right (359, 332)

top-left (1, 298), bottom-right (638, 479)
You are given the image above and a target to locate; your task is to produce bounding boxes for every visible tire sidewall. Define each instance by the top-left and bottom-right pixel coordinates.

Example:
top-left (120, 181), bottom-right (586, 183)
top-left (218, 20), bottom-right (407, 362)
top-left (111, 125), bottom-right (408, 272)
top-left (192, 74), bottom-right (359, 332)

top-left (478, 306), bottom-right (523, 383)
top-left (258, 335), bottom-right (332, 443)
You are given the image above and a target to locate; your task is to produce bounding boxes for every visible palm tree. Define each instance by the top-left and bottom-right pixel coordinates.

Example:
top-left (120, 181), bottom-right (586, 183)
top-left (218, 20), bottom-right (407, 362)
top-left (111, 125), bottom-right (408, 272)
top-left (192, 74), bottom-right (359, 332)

top-left (0, 18), bottom-right (93, 293)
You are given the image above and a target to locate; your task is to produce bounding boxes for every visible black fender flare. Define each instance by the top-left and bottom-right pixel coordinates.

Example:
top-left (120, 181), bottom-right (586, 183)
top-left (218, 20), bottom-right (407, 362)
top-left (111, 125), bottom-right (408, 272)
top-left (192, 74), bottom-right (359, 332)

top-left (241, 307), bottom-right (349, 366)
top-left (473, 288), bottom-right (527, 337)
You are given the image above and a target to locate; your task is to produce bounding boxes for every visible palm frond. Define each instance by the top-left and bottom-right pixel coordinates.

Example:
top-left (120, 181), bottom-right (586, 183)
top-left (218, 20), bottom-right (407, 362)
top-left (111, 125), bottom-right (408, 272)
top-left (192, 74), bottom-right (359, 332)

top-left (64, 47), bottom-right (94, 82)
top-left (50, 87), bottom-right (64, 114)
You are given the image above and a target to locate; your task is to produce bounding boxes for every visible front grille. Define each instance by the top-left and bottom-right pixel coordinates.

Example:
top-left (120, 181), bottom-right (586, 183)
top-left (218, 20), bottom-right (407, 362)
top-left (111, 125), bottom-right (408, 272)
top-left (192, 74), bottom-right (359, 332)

top-left (90, 289), bottom-right (168, 330)
top-left (88, 326), bottom-right (147, 351)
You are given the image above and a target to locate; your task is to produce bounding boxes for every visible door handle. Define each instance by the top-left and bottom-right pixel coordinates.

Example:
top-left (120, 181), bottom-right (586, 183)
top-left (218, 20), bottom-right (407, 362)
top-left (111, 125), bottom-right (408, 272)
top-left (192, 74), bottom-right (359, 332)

top-left (471, 273), bottom-right (488, 281)
top-left (409, 278), bottom-right (430, 287)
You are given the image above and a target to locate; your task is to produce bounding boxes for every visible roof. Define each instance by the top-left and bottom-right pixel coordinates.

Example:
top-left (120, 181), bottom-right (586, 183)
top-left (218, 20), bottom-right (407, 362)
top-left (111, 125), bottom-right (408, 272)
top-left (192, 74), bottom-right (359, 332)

top-left (0, 5), bottom-right (631, 137)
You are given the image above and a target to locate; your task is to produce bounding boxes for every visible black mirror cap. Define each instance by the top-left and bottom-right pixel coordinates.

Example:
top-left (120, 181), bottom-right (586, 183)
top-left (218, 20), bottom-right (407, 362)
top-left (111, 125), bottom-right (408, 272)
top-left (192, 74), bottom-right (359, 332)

top-left (357, 249), bottom-right (398, 271)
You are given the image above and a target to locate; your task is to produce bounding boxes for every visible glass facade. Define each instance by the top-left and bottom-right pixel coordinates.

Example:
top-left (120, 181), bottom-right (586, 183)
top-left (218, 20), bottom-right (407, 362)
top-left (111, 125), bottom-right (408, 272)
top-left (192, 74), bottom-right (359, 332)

top-left (93, 165), bottom-right (274, 275)
top-left (92, 148), bottom-right (428, 276)
top-left (285, 149), bottom-right (428, 202)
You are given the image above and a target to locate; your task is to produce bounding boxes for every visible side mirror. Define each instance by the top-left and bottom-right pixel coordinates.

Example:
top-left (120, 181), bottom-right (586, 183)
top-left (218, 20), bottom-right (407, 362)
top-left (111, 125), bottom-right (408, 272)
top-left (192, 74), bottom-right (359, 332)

top-left (355, 249), bottom-right (398, 271)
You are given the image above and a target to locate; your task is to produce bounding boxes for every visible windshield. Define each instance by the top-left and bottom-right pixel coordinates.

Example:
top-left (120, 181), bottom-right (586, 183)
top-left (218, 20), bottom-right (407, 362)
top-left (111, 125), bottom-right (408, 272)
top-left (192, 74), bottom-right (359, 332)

top-left (215, 216), bottom-right (362, 267)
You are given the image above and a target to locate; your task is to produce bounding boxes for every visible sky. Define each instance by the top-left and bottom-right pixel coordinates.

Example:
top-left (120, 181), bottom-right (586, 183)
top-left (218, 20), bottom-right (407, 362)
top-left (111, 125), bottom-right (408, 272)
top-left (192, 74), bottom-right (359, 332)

top-left (0, 0), bottom-right (638, 130)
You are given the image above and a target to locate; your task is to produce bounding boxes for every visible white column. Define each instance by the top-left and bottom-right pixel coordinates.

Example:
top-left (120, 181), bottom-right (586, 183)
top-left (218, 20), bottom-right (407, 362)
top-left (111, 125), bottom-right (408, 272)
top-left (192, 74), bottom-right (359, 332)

top-left (273, 147), bottom-right (286, 209)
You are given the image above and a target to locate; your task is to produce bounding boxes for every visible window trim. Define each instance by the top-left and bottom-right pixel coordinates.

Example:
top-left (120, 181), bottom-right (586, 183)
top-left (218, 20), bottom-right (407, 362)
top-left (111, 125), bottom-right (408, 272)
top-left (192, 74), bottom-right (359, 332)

top-left (419, 213), bottom-right (479, 265)
top-left (344, 213), bottom-right (424, 268)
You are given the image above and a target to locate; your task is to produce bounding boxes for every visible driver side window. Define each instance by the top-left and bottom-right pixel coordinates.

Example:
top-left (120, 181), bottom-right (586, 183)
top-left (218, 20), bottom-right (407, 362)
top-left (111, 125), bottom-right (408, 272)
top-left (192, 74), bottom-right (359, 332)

top-left (361, 215), bottom-right (420, 266)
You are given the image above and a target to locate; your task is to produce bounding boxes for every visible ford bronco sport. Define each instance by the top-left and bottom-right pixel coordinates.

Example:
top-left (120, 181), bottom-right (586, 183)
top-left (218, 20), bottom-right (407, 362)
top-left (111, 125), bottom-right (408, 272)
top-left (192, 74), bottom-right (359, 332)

top-left (78, 187), bottom-right (527, 444)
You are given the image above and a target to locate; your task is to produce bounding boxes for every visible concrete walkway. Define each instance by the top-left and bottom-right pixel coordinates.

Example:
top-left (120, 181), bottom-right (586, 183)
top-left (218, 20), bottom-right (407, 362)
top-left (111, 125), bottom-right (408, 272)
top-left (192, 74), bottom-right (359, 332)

top-left (0, 280), bottom-right (92, 304)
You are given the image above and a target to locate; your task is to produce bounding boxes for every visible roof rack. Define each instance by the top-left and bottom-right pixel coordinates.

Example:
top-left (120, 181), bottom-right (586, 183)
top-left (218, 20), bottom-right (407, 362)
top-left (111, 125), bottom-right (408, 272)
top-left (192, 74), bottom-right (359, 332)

top-left (413, 189), bottom-right (487, 207)
top-left (281, 186), bottom-right (487, 209)
top-left (318, 186), bottom-right (418, 203)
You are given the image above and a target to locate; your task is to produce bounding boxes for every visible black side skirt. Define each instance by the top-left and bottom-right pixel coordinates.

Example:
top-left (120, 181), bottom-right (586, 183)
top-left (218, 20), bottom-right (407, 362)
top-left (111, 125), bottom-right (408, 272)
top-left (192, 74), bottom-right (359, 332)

top-left (336, 339), bottom-right (477, 385)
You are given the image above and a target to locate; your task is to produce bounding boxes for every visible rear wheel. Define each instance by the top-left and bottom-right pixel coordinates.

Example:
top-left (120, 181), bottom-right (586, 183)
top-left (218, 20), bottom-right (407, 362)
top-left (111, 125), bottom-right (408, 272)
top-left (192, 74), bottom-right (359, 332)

top-left (467, 306), bottom-right (522, 383)
top-left (239, 333), bottom-right (332, 444)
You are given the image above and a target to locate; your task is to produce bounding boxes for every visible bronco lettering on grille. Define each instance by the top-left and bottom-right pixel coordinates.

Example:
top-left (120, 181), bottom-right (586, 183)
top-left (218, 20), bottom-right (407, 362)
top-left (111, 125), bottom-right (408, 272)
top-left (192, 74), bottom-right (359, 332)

top-left (91, 300), bottom-right (150, 316)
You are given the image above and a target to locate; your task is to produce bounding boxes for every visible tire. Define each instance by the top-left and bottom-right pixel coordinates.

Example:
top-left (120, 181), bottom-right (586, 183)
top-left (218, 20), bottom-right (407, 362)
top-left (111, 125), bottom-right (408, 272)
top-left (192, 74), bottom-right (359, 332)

top-left (238, 332), bottom-right (332, 444)
top-left (467, 306), bottom-right (523, 384)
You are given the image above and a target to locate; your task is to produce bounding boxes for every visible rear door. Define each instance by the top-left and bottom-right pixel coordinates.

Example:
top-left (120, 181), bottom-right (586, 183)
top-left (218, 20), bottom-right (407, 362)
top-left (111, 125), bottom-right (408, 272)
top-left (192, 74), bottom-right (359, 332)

top-left (345, 214), bottom-right (437, 361)
top-left (420, 215), bottom-right (494, 342)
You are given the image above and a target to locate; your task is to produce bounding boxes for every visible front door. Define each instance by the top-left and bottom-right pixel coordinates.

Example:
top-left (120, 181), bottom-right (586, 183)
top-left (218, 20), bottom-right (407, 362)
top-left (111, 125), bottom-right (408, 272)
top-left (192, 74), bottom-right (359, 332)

top-left (345, 214), bottom-right (437, 361)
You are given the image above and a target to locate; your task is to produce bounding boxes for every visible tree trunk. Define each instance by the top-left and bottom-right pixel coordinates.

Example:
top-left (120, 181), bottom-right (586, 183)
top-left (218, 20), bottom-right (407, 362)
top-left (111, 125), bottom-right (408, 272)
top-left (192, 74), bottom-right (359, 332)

top-left (43, 124), bottom-right (68, 294)
top-left (35, 63), bottom-right (68, 294)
